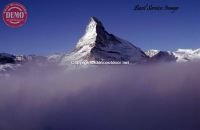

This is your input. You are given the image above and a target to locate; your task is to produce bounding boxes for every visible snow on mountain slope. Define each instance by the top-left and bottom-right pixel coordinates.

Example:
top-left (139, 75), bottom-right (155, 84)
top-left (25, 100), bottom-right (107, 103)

top-left (173, 49), bottom-right (200, 62)
top-left (145, 48), bottom-right (200, 62)
top-left (145, 49), bottom-right (160, 57)
top-left (61, 17), bottom-right (148, 65)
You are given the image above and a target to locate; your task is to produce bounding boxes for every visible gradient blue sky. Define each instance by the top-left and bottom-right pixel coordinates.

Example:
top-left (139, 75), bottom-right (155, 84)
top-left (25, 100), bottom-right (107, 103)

top-left (0, 0), bottom-right (199, 55)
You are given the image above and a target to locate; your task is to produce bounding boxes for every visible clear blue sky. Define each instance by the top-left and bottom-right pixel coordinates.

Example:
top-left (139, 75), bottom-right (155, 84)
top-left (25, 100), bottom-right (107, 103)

top-left (0, 0), bottom-right (199, 55)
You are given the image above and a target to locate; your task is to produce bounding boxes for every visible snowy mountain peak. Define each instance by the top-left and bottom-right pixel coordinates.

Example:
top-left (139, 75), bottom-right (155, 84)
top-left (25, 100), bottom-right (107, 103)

top-left (90, 16), bottom-right (103, 26)
top-left (85, 17), bottom-right (103, 35)
top-left (75, 17), bottom-right (105, 50)
top-left (61, 17), bottom-right (149, 64)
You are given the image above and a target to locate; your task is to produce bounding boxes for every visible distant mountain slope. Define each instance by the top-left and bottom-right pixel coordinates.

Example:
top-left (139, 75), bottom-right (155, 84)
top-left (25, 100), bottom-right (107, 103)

top-left (0, 53), bottom-right (47, 73)
top-left (145, 49), bottom-right (200, 62)
top-left (145, 50), bottom-right (160, 58)
top-left (173, 49), bottom-right (200, 62)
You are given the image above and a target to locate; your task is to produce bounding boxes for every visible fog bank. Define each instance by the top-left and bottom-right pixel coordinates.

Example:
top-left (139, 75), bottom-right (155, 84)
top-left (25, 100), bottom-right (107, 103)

top-left (0, 62), bottom-right (200, 130)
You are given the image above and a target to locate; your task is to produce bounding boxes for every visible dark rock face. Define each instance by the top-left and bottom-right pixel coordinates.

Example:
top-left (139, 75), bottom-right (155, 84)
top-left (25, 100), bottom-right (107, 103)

top-left (151, 51), bottom-right (177, 62)
top-left (92, 17), bottom-right (121, 47)
top-left (0, 53), bottom-right (16, 64)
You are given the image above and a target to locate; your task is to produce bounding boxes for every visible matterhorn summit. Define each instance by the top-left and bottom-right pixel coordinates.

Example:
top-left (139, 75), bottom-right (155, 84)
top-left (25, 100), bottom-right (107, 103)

top-left (61, 17), bottom-right (148, 64)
